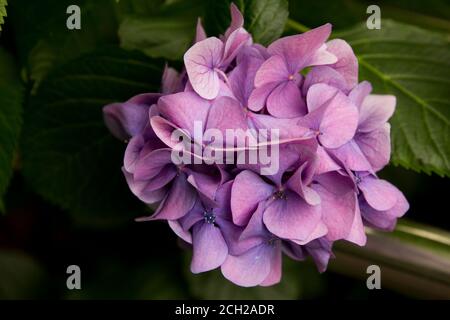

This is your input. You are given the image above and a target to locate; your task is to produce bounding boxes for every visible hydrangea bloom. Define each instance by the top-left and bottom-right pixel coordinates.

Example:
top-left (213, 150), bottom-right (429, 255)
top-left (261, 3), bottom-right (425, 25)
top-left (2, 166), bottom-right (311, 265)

top-left (103, 4), bottom-right (409, 287)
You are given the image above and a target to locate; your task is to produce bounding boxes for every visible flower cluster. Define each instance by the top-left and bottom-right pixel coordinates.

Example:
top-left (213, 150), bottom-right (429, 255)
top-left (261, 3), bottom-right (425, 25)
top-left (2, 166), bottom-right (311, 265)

top-left (103, 4), bottom-right (409, 287)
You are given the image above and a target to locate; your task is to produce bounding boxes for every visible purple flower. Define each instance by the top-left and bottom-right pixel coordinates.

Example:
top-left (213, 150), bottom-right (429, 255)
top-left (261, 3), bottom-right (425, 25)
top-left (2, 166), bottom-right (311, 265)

top-left (248, 24), bottom-right (337, 118)
top-left (103, 3), bottom-right (409, 287)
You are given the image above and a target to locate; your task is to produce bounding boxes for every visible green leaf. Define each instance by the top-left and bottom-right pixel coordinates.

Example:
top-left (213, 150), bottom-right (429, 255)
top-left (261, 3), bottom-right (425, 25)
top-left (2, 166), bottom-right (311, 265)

top-left (0, 0), bottom-right (7, 31)
top-left (0, 48), bottom-right (23, 213)
top-left (337, 20), bottom-right (450, 176)
top-left (287, 0), bottom-right (450, 33)
top-left (204, 0), bottom-right (288, 45)
top-left (118, 0), bottom-right (205, 60)
top-left (0, 250), bottom-right (47, 299)
top-left (21, 48), bottom-right (164, 226)
top-left (9, 0), bottom-right (119, 90)
top-left (184, 254), bottom-right (322, 299)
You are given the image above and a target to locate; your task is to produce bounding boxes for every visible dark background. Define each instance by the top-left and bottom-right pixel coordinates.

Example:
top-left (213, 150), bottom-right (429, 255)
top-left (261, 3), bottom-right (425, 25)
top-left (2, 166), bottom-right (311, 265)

top-left (0, 0), bottom-right (449, 299)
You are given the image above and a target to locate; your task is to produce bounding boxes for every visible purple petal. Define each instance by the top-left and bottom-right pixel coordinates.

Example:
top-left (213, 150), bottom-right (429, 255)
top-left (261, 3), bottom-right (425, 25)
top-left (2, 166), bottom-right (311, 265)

top-left (303, 66), bottom-right (348, 94)
top-left (349, 81), bottom-right (372, 107)
top-left (360, 190), bottom-right (409, 231)
top-left (162, 65), bottom-right (182, 94)
top-left (134, 148), bottom-right (174, 181)
top-left (260, 241), bottom-right (282, 286)
top-left (195, 18), bottom-right (207, 43)
top-left (345, 201), bottom-right (367, 246)
top-left (103, 99), bottom-right (150, 140)
top-left (263, 190), bottom-right (321, 241)
top-left (224, 3), bottom-right (244, 38)
top-left (328, 139), bottom-right (372, 172)
top-left (191, 222), bottom-right (228, 273)
top-left (145, 174), bottom-right (197, 221)
top-left (358, 94), bottom-right (396, 132)
top-left (268, 24), bottom-right (333, 73)
top-left (231, 170), bottom-right (274, 226)
top-left (222, 28), bottom-right (251, 67)
top-left (254, 55), bottom-right (290, 86)
top-left (150, 115), bottom-right (196, 152)
top-left (305, 238), bottom-right (334, 273)
top-left (315, 146), bottom-right (341, 174)
top-left (123, 168), bottom-right (167, 204)
top-left (301, 84), bottom-right (359, 148)
top-left (124, 135), bottom-right (145, 173)
top-left (168, 220), bottom-right (192, 244)
top-left (221, 243), bottom-right (274, 287)
top-left (356, 124), bottom-right (391, 171)
top-left (267, 81), bottom-right (306, 118)
top-left (312, 183), bottom-right (356, 241)
top-left (157, 91), bottom-right (210, 137)
top-left (307, 44), bottom-right (338, 66)
top-left (325, 39), bottom-right (358, 90)
top-left (228, 54), bottom-right (263, 106)
top-left (286, 162), bottom-right (321, 205)
top-left (248, 82), bottom-right (278, 112)
top-left (184, 37), bottom-right (224, 99)
top-left (359, 175), bottom-right (399, 211)
top-left (291, 220), bottom-right (328, 245)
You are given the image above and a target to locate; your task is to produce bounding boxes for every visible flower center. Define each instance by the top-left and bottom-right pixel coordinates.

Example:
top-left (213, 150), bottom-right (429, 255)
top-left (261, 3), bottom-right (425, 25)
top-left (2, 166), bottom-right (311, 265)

top-left (203, 210), bottom-right (216, 224)
top-left (267, 238), bottom-right (278, 246)
top-left (288, 74), bottom-right (295, 81)
top-left (273, 190), bottom-right (287, 200)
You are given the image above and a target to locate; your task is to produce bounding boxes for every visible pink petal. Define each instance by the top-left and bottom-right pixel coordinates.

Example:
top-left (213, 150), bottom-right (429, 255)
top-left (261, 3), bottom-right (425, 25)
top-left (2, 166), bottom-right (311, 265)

top-left (184, 37), bottom-right (224, 99)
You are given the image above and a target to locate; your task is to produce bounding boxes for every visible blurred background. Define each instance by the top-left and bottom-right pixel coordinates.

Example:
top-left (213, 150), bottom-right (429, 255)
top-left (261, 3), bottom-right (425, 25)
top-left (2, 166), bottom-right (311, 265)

top-left (0, 0), bottom-right (449, 299)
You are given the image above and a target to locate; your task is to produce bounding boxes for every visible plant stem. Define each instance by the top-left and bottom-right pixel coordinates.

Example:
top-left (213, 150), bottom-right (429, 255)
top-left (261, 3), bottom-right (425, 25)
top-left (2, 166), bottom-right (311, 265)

top-left (285, 19), bottom-right (310, 33)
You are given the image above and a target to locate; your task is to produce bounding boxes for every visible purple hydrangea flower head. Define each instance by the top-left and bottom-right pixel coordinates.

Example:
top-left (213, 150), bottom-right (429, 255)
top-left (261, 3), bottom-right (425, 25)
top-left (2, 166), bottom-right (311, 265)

top-left (103, 3), bottom-right (409, 287)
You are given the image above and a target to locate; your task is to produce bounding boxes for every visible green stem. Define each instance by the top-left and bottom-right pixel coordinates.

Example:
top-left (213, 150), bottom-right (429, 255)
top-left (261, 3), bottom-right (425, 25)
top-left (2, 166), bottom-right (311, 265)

top-left (329, 219), bottom-right (450, 299)
top-left (285, 19), bottom-right (310, 33)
